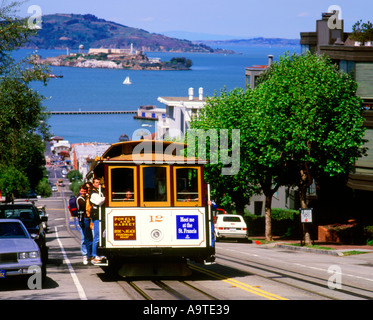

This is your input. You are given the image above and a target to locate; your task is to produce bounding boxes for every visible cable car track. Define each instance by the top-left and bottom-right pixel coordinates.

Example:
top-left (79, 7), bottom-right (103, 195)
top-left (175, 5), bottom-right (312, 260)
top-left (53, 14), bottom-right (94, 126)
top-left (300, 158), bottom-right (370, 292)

top-left (117, 278), bottom-right (219, 300)
top-left (216, 252), bottom-right (373, 300)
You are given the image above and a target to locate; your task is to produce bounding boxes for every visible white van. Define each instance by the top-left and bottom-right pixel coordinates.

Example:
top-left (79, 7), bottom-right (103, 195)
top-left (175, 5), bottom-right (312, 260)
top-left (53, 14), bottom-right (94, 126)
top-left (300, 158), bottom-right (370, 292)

top-left (214, 214), bottom-right (248, 241)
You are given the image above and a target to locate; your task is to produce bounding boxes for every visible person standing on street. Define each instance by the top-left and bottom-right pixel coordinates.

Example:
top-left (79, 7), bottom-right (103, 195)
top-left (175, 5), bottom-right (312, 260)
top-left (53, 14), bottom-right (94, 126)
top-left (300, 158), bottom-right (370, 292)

top-left (89, 177), bottom-right (105, 264)
top-left (77, 185), bottom-right (93, 264)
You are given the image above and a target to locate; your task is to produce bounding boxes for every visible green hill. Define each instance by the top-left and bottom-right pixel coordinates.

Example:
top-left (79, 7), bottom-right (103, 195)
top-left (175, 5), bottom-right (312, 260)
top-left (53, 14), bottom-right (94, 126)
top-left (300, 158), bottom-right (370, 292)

top-left (24, 13), bottom-right (229, 53)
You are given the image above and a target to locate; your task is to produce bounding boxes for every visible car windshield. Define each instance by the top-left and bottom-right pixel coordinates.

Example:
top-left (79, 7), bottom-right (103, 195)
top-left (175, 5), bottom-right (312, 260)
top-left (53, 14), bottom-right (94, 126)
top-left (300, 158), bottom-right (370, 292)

top-left (1, 208), bottom-right (35, 222)
top-left (222, 217), bottom-right (242, 222)
top-left (0, 222), bottom-right (28, 239)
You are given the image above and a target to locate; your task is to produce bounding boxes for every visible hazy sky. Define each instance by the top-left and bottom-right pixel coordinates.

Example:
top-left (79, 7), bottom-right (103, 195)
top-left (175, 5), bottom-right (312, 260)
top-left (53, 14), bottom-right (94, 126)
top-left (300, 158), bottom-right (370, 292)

top-left (13, 0), bottom-right (373, 39)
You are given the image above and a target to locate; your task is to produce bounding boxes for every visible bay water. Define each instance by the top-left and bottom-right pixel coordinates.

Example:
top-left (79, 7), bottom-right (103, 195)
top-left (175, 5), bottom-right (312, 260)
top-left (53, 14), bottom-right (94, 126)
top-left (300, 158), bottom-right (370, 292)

top-left (17, 46), bottom-right (300, 144)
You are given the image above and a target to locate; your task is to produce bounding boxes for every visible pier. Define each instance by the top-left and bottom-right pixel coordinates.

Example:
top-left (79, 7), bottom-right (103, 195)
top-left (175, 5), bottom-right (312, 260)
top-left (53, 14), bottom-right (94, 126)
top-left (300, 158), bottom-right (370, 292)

top-left (48, 110), bottom-right (137, 115)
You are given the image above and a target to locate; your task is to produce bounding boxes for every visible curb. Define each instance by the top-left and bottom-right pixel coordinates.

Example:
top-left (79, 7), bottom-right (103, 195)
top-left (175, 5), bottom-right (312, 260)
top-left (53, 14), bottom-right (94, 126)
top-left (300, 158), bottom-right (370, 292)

top-left (274, 243), bottom-right (342, 256)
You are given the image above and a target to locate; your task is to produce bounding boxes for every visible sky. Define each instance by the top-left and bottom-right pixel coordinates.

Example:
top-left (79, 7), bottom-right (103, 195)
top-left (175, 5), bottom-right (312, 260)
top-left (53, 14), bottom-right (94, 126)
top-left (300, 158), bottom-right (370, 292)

top-left (12, 0), bottom-right (373, 39)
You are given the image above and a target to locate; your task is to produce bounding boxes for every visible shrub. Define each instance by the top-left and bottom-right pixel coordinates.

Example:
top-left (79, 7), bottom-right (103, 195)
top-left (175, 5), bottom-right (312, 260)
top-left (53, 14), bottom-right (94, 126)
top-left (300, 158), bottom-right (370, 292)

top-left (35, 178), bottom-right (52, 198)
top-left (327, 223), bottom-right (365, 244)
top-left (67, 170), bottom-right (82, 182)
top-left (245, 208), bottom-right (301, 238)
top-left (364, 226), bottom-right (373, 245)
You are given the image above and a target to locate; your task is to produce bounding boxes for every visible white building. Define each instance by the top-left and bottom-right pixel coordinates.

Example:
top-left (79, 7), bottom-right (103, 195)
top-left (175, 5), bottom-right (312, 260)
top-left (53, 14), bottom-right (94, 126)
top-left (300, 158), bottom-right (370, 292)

top-left (156, 87), bottom-right (206, 140)
top-left (70, 142), bottom-right (111, 178)
top-left (134, 105), bottom-right (166, 121)
top-left (51, 140), bottom-right (70, 158)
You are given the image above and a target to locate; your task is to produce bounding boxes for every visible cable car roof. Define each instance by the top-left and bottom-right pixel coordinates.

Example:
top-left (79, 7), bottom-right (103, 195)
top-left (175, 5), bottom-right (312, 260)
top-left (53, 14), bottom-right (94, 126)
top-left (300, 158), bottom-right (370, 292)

top-left (101, 140), bottom-right (187, 159)
top-left (88, 140), bottom-right (206, 178)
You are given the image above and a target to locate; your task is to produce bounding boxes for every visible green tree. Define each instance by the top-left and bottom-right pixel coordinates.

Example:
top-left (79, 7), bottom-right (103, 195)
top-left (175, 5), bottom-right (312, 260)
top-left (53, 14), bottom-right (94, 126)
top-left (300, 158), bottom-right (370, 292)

top-left (35, 178), bottom-right (52, 198)
top-left (350, 20), bottom-right (373, 44)
top-left (252, 52), bottom-right (366, 242)
top-left (0, 1), bottom-right (50, 199)
top-left (192, 52), bottom-right (366, 243)
top-left (190, 88), bottom-right (260, 214)
top-left (67, 169), bottom-right (83, 182)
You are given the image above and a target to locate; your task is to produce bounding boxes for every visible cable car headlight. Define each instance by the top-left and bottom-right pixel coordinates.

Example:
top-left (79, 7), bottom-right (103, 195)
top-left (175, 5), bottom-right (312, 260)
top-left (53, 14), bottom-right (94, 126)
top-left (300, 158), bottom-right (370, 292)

top-left (151, 229), bottom-right (163, 241)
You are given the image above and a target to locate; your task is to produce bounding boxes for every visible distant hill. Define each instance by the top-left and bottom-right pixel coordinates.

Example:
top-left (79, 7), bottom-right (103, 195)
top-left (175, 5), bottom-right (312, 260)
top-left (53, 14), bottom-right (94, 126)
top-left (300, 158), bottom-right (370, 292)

top-left (196, 37), bottom-right (300, 47)
top-left (23, 13), bottom-right (232, 53)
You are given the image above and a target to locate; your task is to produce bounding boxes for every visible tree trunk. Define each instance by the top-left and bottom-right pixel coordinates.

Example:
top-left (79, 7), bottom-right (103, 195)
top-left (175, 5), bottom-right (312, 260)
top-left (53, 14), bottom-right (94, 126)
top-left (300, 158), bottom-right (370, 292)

top-left (264, 193), bottom-right (273, 241)
top-left (299, 163), bottom-right (312, 246)
top-left (299, 186), bottom-right (312, 245)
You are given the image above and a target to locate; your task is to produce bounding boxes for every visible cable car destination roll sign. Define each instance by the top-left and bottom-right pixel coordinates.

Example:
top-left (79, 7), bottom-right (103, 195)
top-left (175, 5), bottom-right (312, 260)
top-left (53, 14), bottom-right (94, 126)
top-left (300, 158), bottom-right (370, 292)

top-left (113, 216), bottom-right (136, 240)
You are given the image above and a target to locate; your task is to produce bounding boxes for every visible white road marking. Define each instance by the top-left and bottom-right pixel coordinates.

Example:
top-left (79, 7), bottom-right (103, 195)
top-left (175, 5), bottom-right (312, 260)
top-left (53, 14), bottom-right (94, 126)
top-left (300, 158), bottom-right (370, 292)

top-left (55, 226), bottom-right (87, 300)
top-left (219, 246), bottom-right (373, 283)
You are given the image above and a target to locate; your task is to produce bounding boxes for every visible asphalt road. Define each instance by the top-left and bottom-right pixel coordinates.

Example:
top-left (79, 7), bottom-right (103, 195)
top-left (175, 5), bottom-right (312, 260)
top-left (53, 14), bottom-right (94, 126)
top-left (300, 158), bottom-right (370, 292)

top-left (1, 173), bottom-right (372, 304)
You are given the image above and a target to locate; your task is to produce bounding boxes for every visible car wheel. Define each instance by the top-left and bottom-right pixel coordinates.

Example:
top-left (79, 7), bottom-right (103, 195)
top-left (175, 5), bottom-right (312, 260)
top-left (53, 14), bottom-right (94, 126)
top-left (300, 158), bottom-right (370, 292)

top-left (41, 246), bottom-right (49, 264)
top-left (41, 262), bottom-right (47, 284)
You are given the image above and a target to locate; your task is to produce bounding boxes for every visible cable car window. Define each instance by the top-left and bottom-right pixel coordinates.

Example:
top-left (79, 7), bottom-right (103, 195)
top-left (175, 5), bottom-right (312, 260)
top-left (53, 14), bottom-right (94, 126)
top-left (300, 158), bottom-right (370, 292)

top-left (142, 166), bottom-right (168, 202)
top-left (174, 167), bottom-right (201, 206)
top-left (109, 167), bottom-right (136, 206)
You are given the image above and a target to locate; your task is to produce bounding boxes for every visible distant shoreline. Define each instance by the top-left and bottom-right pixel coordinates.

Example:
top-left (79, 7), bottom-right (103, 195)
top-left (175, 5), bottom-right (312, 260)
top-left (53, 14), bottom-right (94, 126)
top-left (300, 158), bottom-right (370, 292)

top-left (34, 51), bottom-right (194, 71)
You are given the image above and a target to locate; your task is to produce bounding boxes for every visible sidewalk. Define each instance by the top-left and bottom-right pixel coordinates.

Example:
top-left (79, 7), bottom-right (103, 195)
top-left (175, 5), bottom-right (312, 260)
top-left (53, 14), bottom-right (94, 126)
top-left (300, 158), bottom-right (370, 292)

top-left (251, 237), bottom-right (373, 256)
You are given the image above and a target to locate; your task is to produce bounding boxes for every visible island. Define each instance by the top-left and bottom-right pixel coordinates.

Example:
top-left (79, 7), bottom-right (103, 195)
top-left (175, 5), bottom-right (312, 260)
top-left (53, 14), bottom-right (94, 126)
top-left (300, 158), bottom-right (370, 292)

top-left (35, 48), bottom-right (193, 71)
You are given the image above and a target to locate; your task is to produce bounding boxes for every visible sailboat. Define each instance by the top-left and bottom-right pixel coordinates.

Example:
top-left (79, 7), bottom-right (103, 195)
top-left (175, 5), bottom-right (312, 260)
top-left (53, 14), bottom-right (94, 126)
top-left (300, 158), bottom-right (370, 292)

top-left (123, 76), bottom-right (132, 85)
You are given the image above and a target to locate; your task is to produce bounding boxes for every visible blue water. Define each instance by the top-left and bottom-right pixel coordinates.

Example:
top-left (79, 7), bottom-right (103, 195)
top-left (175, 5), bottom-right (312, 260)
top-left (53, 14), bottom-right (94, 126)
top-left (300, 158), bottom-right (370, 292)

top-left (16, 46), bottom-right (300, 144)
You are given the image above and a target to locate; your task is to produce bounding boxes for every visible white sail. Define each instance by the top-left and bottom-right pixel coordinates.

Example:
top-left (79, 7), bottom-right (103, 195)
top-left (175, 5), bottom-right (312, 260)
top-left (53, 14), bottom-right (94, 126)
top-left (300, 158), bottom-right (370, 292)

top-left (123, 76), bottom-right (132, 85)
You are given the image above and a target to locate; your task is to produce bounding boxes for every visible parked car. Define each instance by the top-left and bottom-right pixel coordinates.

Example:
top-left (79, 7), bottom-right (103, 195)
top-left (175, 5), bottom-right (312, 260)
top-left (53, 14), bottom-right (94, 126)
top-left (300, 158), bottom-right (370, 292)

top-left (24, 190), bottom-right (37, 198)
top-left (0, 203), bottom-right (48, 263)
top-left (214, 214), bottom-right (248, 241)
top-left (37, 205), bottom-right (48, 231)
top-left (213, 208), bottom-right (228, 223)
top-left (0, 219), bottom-right (46, 281)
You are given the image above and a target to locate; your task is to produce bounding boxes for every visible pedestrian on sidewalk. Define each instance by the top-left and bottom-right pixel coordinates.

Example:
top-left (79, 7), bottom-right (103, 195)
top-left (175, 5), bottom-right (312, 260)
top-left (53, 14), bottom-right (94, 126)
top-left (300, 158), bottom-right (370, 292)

top-left (77, 185), bottom-right (93, 264)
top-left (89, 177), bottom-right (105, 264)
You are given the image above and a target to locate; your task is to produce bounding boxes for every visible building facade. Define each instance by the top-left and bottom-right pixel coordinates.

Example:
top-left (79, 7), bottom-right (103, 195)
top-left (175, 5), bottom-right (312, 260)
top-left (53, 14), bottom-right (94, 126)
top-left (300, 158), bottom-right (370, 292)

top-left (301, 11), bottom-right (373, 223)
top-left (70, 142), bottom-right (111, 178)
top-left (245, 55), bottom-right (273, 90)
top-left (157, 87), bottom-right (206, 140)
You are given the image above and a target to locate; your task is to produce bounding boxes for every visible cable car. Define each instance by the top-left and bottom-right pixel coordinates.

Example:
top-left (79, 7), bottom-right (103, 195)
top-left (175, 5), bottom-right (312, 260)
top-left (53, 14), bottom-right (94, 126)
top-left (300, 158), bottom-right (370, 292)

top-left (87, 140), bottom-right (215, 276)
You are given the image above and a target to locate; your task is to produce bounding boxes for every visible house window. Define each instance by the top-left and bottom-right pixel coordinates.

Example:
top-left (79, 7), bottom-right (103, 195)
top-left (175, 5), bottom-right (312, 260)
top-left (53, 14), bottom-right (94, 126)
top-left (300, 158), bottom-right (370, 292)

top-left (167, 106), bottom-right (174, 119)
top-left (355, 128), bottom-right (373, 174)
top-left (254, 75), bottom-right (260, 88)
top-left (340, 60), bottom-right (355, 77)
top-left (355, 62), bottom-right (373, 99)
top-left (254, 201), bottom-right (263, 215)
top-left (180, 110), bottom-right (185, 134)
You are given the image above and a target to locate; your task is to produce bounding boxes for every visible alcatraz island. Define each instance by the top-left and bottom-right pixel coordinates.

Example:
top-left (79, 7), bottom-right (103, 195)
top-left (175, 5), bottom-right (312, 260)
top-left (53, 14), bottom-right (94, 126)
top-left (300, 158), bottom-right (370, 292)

top-left (35, 47), bottom-right (193, 71)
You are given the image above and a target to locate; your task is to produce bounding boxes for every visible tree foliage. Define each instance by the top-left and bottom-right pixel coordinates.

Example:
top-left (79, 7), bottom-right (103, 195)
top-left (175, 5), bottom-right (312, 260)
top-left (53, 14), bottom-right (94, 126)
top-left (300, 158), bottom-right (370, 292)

top-left (0, 1), bottom-right (50, 198)
top-left (253, 52), bottom-right (366, 241)
top-left (191, 52), bottom-right (366, 242)
top-left (190, 88), bottom-right (260, 214)
top-left (350, 20), bottom-right (373, 44)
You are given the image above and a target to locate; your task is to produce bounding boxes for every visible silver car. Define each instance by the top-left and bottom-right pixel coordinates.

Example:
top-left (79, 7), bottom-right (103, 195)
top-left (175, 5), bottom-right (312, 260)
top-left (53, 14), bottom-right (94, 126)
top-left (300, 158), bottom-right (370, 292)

top-left (0, 219), bottom-right (45, 281)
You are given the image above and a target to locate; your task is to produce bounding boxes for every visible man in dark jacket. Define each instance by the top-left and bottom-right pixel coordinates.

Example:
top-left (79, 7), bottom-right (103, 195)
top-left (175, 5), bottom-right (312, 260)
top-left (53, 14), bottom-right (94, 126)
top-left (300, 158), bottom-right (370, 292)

top-left (77, 185), bottom-right (93, 264)
top-left (89, 177), bottom-right (105, 264)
